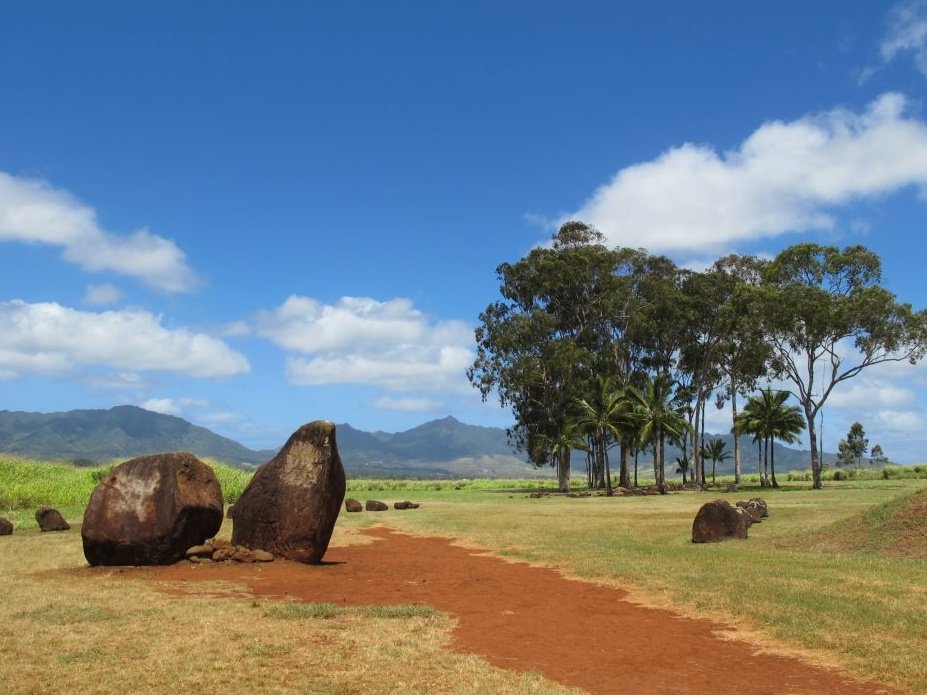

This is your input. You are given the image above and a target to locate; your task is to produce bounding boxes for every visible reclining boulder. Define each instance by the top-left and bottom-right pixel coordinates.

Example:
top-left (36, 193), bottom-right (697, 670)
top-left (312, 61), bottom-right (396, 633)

top-left (232, 420), bottom-right (345, 564)
top-left (692, 499), bottom-right (749, 543)
top-left (82, 452), bottom-right (223, 566)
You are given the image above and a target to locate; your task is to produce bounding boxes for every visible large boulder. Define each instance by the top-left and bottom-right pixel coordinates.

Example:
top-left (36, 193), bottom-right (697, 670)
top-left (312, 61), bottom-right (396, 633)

top-left (81, 452), bottom-right (224, 566)
top-left (231, 420), bottom-right (345, 564)
top-left (0, 517), bottom-right (13, 535)
top-left (692, 499), bottom-right (749, 543)
top-left (365, 499), bottom-right (388, 511)
top-left (36, 507), bottom-right (70, 532)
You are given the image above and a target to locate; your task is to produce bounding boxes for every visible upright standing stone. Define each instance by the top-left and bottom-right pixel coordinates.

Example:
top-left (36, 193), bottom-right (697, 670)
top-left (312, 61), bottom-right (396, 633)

top-left (231, 420), bottom-right (345, 564)
top-left (81, 452), bottom-right (224, 566)
top-left (36, 507), bottom-right (70, 531)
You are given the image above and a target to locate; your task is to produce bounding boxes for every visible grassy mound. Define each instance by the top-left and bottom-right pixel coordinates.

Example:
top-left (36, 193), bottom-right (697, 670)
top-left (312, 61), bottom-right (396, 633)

top-left (781, 486), bottom-right (927, 559)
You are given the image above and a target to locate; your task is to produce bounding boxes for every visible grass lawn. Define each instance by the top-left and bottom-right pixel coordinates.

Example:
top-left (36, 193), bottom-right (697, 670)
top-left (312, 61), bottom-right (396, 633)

top-left (2, 456), bottom-right (926, 693)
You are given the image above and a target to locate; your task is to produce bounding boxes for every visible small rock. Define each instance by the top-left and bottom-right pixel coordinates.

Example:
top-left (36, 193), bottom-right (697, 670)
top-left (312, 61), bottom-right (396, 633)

top-left (345, 498), bottom-right (363, 513)
top-left (749, 498), bottom-right (769, 517)
top-left (0, 517), bottom-right (13, 535)
top-left (365, 500), bottom-right (388, 511)
top-left (233, 546), bottom-right (256, 563)
top-left (210, 538), bottom-right (232, 550)
top-left (36, 507), bottom-right (70, 532)
top-left (394, 500), bottom-right (420, 510)
top-left (251, 549), bottom-right (274, 562)
top-left (213, 546), bottom-right (235, 562)
top-left (185, 544), bottom-right (213, 558)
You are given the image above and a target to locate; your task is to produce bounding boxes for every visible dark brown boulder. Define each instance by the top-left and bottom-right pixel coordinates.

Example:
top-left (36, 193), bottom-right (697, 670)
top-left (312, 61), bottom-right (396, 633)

top-left (749, 498), bottom-right (769, 517)
top-left (0, 517), bottom-right (13, 535)
top-left (692, 499), bottom-right (749, 543)
top-left (81, 452), bottom-right (223, 566)
top-left (394, 500), bottom-right (420, 510)
top-left (231, 420), bottom-right (346, 564)
top-left (36, 507), bottom-right (70, 532)
top-left (345, 498), bottom-right (363, 513)
top-left (365, 499), bottom-right (388, 511)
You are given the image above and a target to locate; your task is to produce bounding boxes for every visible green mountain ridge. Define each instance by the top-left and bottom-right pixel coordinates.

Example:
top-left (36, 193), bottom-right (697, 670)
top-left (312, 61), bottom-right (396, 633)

top-left (0, 405), bottom-right (835, 478)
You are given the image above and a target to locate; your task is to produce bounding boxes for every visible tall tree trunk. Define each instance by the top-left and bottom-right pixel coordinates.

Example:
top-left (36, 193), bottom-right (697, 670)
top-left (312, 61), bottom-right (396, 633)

top-left (557, 446), bottom-right (571, 493)
top-left (770, 437), bottom-right (779, 488)
top-left (692, 395), bottom-right (703, 487)
top-left (712, 458), bottom-right (717, 485)
top-left (633, 449), bottom-right (639, 488)
top-left (700, 399), bottom-right (708, 486)
top-left (602, 430), bottom-right (613, 496)
top-left (764, 436), bottom-right (770, 485)
top-left (731, 383), bottom-right (741, 485)
top-left (619, 440), bottom-right (630, 488)
top-left (757, 439), bottom-right (763, 486)
top-left (805, 404), bottom-right (822, 490)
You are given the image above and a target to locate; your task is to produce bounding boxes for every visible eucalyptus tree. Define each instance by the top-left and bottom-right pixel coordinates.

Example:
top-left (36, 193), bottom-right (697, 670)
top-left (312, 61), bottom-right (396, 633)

top-left (710, 254), bottom-right (771, 485)
top-left (469, 222), bottom-right (627, 490)
top-left (758, 243), bottom-right (927, 489)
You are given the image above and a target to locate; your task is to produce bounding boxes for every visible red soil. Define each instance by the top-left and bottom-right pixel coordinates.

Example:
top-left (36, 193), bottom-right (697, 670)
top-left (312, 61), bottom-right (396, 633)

top-left (133, 527), bottom-right (893, 695)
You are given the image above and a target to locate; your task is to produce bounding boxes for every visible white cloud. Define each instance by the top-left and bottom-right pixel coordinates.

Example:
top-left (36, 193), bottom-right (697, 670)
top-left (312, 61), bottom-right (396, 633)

top-left (826, 379), bottom-right (917, 410)
top-left (257, 295), bottom-right (474, 391)
top-left (0, 172), bottom-right (199, 293)
top-left (0, 300), bottom-right (250, 378)
top-left (84, 283), bottom-right (123, 305)
top-left (881, 1), bottom-right (927, 76)
top-left (562, 93), bottom-right (927, 253)
top-left (871, 408), bottom-right (927, 434)
top-left (369, 396), bottom-right (444, 413)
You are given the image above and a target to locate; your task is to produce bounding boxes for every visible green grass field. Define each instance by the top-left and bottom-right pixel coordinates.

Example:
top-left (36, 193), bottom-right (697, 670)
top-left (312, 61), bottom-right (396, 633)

top-left (2, 455), bottom-right (926, 693)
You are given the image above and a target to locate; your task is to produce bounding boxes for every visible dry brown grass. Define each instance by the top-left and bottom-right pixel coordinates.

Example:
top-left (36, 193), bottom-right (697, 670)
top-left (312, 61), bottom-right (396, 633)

top-left (0, 518), bottom-right (579, 695)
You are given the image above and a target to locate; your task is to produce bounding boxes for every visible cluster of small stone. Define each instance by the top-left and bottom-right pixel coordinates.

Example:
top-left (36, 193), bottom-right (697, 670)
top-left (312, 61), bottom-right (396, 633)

top-left (344, 498), bottom-right (420, 512)
top-left (691, 497), bottom-right (769, 543)
top-left (184, 537), bottom-right (274, 563)
top-left (0, 507), bottom-right (71, 535)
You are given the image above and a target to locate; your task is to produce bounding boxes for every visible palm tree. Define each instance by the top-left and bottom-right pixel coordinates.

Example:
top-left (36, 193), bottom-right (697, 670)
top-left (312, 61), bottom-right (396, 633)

top-left (574, 377), bottom-right (632, 496)
top-left (530, 419), bottom-right (587, 493)
top-left (735, 389), bottom-right (805, 488)
top-left (675, 455), bottom-right (690, 485)
top-left (701, 438), bottom-right (731, 485)
top-left (626, 373), bottom-right (691, 492)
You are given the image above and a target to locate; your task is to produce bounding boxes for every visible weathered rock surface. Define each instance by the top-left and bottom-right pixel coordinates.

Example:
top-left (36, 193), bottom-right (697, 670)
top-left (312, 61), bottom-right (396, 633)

top-left (692, 499), bottom-right (749, 543)
top-left (345, 498), bottom-right (363, 513)
top-left (231, 420), bottom-right (346, 564)
top-left (0, 517), bottom-right (13, 535)
top-left (365, 499), bottom-right (388, 511)
top-left (81, 452), bottom-right (223, 566)
top-left (749, 497), bottom-right (769, 517)
top-left (394, 500), bottom-right (420, 510)
top-left (36, 507), bottom-right (70, 532)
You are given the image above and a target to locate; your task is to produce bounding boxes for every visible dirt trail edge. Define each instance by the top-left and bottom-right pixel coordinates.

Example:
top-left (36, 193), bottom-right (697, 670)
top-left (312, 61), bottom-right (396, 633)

top-left (131, 526), bottom-right (893, 695)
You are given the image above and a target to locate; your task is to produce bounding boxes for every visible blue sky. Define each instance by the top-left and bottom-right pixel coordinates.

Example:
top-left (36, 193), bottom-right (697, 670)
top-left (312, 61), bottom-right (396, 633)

top-left (2, 2), bottom-right (927, 461)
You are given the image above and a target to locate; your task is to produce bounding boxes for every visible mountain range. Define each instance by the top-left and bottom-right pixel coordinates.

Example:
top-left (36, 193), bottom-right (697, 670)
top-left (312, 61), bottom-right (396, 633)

top-left (0, 405), bottom-right (832, 478)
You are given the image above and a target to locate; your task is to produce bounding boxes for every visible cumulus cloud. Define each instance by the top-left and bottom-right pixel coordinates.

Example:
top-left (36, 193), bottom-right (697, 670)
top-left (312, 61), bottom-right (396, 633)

top-left (256, 295), bottom-right (473, 391)
top-left (563, 93), bottom-right (927, 253)
top-left (826, 379), bottom-right (918, 410)
top-left (84, 283), bottom-right (123, 305)
top-left (0, 300), bottom-right (250, 378)
top-left (881, 1), bottom-right (927, 76)
top-left (0, 172), bottom-right (199, 293)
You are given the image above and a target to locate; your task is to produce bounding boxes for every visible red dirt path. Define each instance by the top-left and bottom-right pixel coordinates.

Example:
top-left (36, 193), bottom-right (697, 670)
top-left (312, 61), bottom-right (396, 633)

top-left (135, 527), bottom-right (892, 695)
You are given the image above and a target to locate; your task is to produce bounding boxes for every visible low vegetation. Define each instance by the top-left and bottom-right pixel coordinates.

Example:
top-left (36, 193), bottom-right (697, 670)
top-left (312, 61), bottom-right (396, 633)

top-left (2, 455), bottom-right (926, 692)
